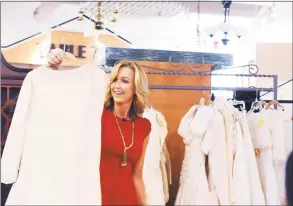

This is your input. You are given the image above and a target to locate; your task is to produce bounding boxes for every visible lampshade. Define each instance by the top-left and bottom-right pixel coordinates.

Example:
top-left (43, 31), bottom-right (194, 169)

top-left (219, 22), bottom-right (232, 34)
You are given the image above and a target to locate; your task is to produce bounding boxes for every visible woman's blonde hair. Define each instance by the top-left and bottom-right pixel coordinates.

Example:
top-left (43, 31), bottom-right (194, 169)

top-left (104, 60), bottom-right (149, 120)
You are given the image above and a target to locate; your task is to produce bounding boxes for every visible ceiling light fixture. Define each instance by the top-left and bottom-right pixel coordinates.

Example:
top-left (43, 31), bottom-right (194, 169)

top-left (205, 0), bottom-right (247, 45)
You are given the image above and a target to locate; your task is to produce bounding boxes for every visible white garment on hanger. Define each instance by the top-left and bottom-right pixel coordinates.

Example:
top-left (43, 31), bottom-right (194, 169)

top-left (213, 97), bottom-right (233, 205)
top-left (205, 106), bottom-right (231, 205)
top-left (267, 109), bottom-right (289, 204)
top-left (231, 117), bottom-right (251, 205)
top-left (247, 110), bottom-right (280, 205)
top-left (142, 107), bottom-right (167, 205)
top-left (1, 65), bottom-right (107, 205)
top-left (175, 105), bottom-right (218, 205)
top-left (238, 111), bottom-right (266, 205)
top-left (223, 105), bottom-right (251, 205)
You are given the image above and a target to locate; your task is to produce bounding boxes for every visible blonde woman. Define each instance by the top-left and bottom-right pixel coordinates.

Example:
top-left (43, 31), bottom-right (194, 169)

top-left (48, 49), bottom-right (151, 205)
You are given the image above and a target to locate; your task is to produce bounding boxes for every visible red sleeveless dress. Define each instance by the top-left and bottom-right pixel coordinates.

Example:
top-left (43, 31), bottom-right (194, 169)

top-left (100, 109), bottom-right (151, 205)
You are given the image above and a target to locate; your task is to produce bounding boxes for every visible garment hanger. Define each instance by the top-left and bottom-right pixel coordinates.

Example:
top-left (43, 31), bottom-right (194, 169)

top-left (260, 100), bottom-right (269, 108)
top-left (258, 88), bottom-right (272, 110)
top-left (59, 33), bottom-right (76, 60)
top-left (210, 93), bottom-right (215, 102)
top-left (250, 89), bottom-right (258, 111)
top-left (251, 101), bottom-right (261, 112)
top-left (232, 100), bottom-right (246, 111)
top-left (251, 89), bottom-right (271, 112)
top-left (226, 89), bottom-right (235, 108)
top-left (205, 91), bottom-right (213, 106)
top-left (199, 90), bottom-right (205, 106)
top-left (59, 34), bottom-right (77, 60)
top-left (267, 100), bottom-right (284, 110)
top-left (229, 89), bottom-right (245, 111)
top-left (266, 86), bottom-right (283, 109)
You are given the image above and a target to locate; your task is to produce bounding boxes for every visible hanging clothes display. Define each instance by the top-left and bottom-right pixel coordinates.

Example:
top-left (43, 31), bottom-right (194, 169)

top-left (212, 97), bottom-right (252, 205)
top-left (248, 106), bottom-right (286, 205)
top-left (175, 96), bottom-right (269, 205)
top-left (250, 108), bottom-right (291, 205)
top-left (142, 107), bottom-right (170, 205)
top-left (1, 64), bottom-right (108, 205)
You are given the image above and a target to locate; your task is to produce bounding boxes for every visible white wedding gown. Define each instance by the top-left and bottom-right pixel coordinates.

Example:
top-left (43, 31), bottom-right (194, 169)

top-left (175, 105), bottom-right (218, 205)
top-left (212, 98), bottom-right (251, 205)
top-left (1, 64), bottom-right (107, 205)
top-left (238, 111), bottom-right (266, 205)
top-left (231, 114), bottom-right (251, 205)
top-left (267, 109), bottom-right (290, 204)
top-left (247, 110), bottom-right (280, 205)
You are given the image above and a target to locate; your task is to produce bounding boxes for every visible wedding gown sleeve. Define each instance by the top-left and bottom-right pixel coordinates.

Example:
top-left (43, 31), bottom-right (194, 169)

top-left (97, 67), bottom-right (109, 114)
top-left (160, 141), bottom-right (171, 203)
top-left (155, 112), bottom-right (171, 183)
top-left (142, 108), bottom-right (167, 205)
top-left (204, 109), bottom-right (231, 205)
top-left (177, 105), bottom-right (198, 145)
top-left (1, 72), bottom-right (33, 184)
top-left (201, 119), bottom-right (214, 155)
top-left (190, 106), bottom-right (214, 138)
top-left (156, 111), bottom-right (168, 146)
top-left (162, 142), bottom-right (172, 185)
top-left (156, 111), bottom-right (172, 203)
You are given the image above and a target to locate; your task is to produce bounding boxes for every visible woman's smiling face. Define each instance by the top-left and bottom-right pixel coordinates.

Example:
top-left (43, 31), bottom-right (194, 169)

top-left (111, 66), bottom-right (135, 105)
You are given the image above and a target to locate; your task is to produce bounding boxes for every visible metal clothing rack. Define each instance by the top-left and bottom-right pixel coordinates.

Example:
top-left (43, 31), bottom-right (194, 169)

top-left (147, 72), bottom-right (279, 109)
top-left (103, 47), bottom-right (279, 103)
top-left (254, 100), bottom-right (293, 104)
top-left (104, 63), bottom-right (284, 108)
top-left (104, 63), bottom-right (278, 101)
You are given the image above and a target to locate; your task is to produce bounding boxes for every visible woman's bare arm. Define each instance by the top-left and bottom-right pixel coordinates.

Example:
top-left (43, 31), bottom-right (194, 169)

top-left (133, 136), bottom-right (149, 205)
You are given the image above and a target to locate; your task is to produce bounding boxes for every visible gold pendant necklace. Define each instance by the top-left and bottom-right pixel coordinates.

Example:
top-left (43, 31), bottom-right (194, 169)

top-left (113, 111), bottom-right (135, 166)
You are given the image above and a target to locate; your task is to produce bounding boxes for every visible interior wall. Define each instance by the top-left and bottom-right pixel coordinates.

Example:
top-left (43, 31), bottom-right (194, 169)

top-left (256, 43), bottom-right (293, 153)
top-left (256, 43), bottom-right (292, 82)
top-left (137, 61), bottom-right (211, 205)
top-left (255, 43), bottom-right (292, 96)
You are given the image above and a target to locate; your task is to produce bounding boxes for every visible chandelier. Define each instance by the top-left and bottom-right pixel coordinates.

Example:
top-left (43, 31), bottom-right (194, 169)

top-left (78, 1), bottom-right (188, 36)
top-left (205, 0), bottom-right (246, 45)
top-left (76, 2), bottom-right (120, 39)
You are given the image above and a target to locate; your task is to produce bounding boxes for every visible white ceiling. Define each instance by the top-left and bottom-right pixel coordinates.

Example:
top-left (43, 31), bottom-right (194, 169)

top-left (1, 1), bottom-right (292, 51)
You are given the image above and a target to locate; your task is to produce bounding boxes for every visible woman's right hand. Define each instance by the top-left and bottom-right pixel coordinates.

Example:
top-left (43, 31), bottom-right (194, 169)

top-left (47, 48), bottom-right (76, 68)
top-left (47, 48), bottom-right (65, 68)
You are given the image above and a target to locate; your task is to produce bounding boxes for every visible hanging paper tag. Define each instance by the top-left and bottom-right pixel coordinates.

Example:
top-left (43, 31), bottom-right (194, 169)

top-left (258, 119), bottom-right (264, 127)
